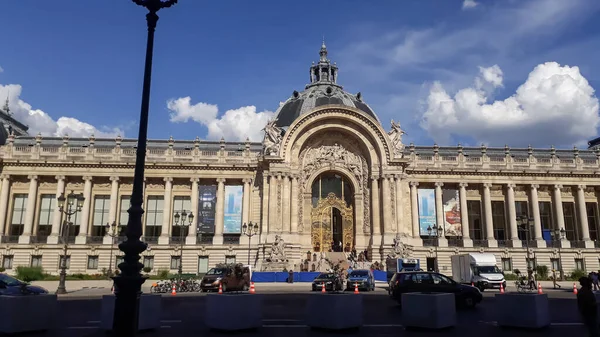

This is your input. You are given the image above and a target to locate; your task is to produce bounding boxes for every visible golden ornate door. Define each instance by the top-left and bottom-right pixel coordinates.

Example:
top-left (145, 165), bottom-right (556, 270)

top-left (311, 192), bottom-right (354, 252)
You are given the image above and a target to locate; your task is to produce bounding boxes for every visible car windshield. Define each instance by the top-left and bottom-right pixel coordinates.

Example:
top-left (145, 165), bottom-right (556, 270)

top-left (474, 266), bottom-right (501, 274)
top-left (317, 273), bottom-right (334, 279)
top-left (206, 268), bottom-right (226, 275)
top-left (0, 274), bottom-right (22, 286)
top-left (350, 271), bottom-right (368, 277)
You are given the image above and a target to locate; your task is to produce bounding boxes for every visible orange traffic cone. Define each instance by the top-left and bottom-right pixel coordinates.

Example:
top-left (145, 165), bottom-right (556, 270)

top-left (537, 282), bottom-right (543, 294)
top-left (218, 283), bottom-right (223, 294)
top-left (354, 283), bottom-right (359, 294)
top-left (321, 283), bottom-right (326, 293)
top-left (249, 282), bottom-right (256, 294)
top-left (171, 284), bottom-right (176, 296)
top-left (471, 282), bottom-right (474, 287)
top-left (499, 284), bottom-right (504, 294)
top-left (573, 283), bottom-right (578, 295)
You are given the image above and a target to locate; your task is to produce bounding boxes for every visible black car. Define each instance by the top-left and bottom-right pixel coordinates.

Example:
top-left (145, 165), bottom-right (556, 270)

top-left (311, 273), bottom-right (342, 291)
top-left (389, 271), bottom-right (482, 308)
top-left (0, 273), bottom-right (48, 295)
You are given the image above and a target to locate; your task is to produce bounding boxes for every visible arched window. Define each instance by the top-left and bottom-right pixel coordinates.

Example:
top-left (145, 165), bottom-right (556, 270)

top-left (311, 172), bottom-right (353, 207)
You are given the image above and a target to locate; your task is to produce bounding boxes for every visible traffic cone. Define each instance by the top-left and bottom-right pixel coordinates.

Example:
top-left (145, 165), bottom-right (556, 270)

top-left (537, 282), bottom-right (543, 294)
top-left (499, 284), bottom-right (504, 294)
top-left (171, 284), bottom-right (176, 296)
top-left (321, 283), bottom-right (326, 293)
top-left (218, 283), bottom-right (223, 294)
top-left (249, 282), bottom-right (256, 294)
top-left (354, 283), bottom-right (359, 294)
top-left (573, 283), bottom-right (578, 295)
top-left (471, 282), bottom-right (474, 287)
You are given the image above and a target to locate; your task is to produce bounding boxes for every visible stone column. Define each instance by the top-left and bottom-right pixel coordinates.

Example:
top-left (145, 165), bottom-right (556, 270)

top-left (530, 184), bottom-right (546, 247)
top-left (261, 174), bottom-right (269, 240)
top-left (434, 182), bottom-right (448, 247)
top-left (553, 184), bottom-right (570, 248)
top-left (75, 176), bottom-right (93, 245)
top-left (19, 175), bottom-right (38, 244)
top-left (0, 175), bottom-right (10, 238)
top-left (459, 183), bottom-right (472, 247)
top-left (186, 178), bottom-right (199, 245)
top-left (290, 175), bottom-right (299, 234)
top-left (158, 177), bottom-right (173, 245)
top-left (103, 176), bottom-right (120, 245)
top-left (213, 178), bottom-right (226, 244)
top-left (482, 183), bottom-right (497, 247)
top-left (381, 175), bottom-right (392, 235)
top-left (269, 174), bottom-right (278, 232)
top-left (282, 175), bottom-right (291, 233)
top-left (47, 176), bottom-right (65, 244)
top-left (371, 176), bottom-right (381, 237)
top-left (506, 184), bottom-right (521, 247)
top-left (410, 182), bottom-right (420, 239)
top-left (242, 178), bottom-right (251, 227)
top-left (576, 185), bottom-right (593, 248)
top-left (394, 175), bottom-right (404, 233)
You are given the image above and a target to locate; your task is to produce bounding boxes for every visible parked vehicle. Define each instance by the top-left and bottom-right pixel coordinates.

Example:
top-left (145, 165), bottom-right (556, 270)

top-left (389, 271), bottom-right (482, 309)
top-left (346, 269), bottom-right (375, 291)
top-left (0, 273), bottom-right (48, 295)
top-left (200, 264), bottom-right (250, 292)
top-left (311, 272), bottom-right (343, 291)
top-left (450, 253), bottom-right (506, 291)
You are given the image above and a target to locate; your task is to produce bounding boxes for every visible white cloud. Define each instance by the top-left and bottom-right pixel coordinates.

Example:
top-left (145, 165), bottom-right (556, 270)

top-left (0, 83), bottom-right (123, 138)
top-left (462, 0), bottom-right (478, 10)
top-left (167, 97), bottom-right (274, 141)
top-left (421, 62), bottom-right (600, 147)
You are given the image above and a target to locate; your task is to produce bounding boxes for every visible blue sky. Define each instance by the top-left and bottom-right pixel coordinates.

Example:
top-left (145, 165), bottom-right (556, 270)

top-left (1, 0), bottom-right (600, 148)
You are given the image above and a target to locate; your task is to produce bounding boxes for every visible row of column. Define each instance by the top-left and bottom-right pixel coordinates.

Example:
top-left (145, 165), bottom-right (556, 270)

top-left (371, 174), bottom-right (404, 237)
top-left (265, 173), bottom-right (299, 234)
top-left (408, 182), bottom-right (594, 248)
top-left (0, 175), bottom-right (253, 245)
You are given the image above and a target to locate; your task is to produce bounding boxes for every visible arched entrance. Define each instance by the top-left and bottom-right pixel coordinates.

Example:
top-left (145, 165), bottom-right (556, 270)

top-left (310, 172), bottom-right (354, 252)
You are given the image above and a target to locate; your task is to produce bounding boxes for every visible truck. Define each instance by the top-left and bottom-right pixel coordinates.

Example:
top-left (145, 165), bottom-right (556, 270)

top-left (386, 258), bottom-right (421, 282)
top-left (450, 253), bottom-right (506, 292)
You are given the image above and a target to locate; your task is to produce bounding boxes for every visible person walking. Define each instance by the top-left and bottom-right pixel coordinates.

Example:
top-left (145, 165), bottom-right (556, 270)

top-left (593, 271), bottom-right (600, 291)
top-left (577, 276), bottom-right (599, 337)
top-left (552, 269), bottom-right (561, 289)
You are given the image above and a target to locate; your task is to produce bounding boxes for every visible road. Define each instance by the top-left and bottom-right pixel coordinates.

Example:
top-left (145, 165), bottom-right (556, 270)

top-left (21, 285), bottom-right (587, 337)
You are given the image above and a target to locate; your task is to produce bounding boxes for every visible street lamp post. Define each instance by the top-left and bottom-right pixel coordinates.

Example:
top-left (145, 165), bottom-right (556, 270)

top-left (174, 211), bottom-right (194, 278)
top-left (105, 221), bottom-right (120, 277)
top-left (427, 225), bottom-right (443, 273)
top-left (552, 228), bottom-right (566, 280)
top-left (113, 1), bottom-right (178, 335)
top-left (242, 222), bottom-right (259, 265)
top-left (56, 191), bottom-right (85, 295)
top-left (518, 215), bottom-right (534, 270)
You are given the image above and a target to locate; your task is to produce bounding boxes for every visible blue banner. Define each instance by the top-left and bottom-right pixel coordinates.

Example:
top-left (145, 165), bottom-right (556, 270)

top-left (418, 188), bottom-right (436, 236)
top-left (223, 185), bottom-right (243, 233)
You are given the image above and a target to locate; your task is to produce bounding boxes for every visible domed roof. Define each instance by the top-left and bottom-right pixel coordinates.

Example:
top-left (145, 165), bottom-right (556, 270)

top-left (273, 42), bottom-right (379, 128)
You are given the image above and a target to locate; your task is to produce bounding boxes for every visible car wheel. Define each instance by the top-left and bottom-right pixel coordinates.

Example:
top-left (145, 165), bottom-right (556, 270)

top-left (221, 284), bottom-right (227, 292)
top-left (242, 284), bottom-right (249, 291)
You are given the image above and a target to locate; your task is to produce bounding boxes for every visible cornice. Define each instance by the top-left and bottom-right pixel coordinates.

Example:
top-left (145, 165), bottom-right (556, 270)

top-left (407, 169), bottom-right (600, 179)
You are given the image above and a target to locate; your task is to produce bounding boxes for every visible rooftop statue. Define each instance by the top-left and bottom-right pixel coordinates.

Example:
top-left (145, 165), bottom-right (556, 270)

top-left (388, 120), bottom-right (406, 157)
top-left (262, 118), bottom-right (284, 155)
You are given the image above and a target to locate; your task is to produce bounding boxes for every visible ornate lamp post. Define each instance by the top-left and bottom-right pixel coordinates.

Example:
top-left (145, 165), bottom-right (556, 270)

top-left (56, 191), bottom-right (84, 295)
top-left (551, 227), bottom-right (566, 280)
top-left (174, 210), bottom-right (194, 278)
top-left (427, 225), bottom-right (443, 272)
top-left (105, 221), bottom-right (120, 277)
top-left (113, 1), bottom-right (178, 335)
top-left (242, 222), bottom-right (259, 265)
top-left (518, 215), bottom-right (534, 270)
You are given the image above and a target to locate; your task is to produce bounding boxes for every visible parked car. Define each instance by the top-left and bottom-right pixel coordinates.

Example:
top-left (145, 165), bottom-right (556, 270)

top-left (346, 269), bottom-right (375, 291)
top-left (0, 274), bottom-right (48, 295)
top-left (389, 271), bottom-right (482, 308)
top-left (311, 273), bottom-right (343, 291)
top-left (200, 264), bottom-right (250, 292)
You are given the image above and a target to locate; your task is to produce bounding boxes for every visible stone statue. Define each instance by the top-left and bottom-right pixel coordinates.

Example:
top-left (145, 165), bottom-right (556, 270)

top-left (262, 119), bottom-right (283, 155)
top-left (267, 235), bottom-right (287, 262)
top-left (388, 233), bottom-right (413, 259)
top-left (388, 120), bottom-right (406, 157)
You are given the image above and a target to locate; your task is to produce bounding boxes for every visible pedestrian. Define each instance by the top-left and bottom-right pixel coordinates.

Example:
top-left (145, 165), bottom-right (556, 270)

top-left (527, 268), bottom-right (536, 290)
top-left (552, 269), bottom-right (561, 289)
top-left (288, 269), bottom-right (294, 284)
top-left (593, 271), bottom-right (600, 291)
top-left (577, 276), bottom-right (599, 337)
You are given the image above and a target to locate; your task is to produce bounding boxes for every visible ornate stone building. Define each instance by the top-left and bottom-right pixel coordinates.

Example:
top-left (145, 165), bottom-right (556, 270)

top-left (1, 43), bottom-right (600, 277)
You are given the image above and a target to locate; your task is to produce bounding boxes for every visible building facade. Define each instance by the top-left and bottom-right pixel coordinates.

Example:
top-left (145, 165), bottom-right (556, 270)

top-left (1, 44), bottom-right (600, 277)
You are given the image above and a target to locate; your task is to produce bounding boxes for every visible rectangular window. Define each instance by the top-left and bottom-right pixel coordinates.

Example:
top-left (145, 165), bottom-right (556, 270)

top-left (515, 201), bottom-right (529, 240)
top-left (30, 255), bottom-right (42, 268)
top-left (467, 200), bottom-right (482, 240)
top-left (143, 256), bottom-right (154, 269)
top-left (59, 255), bottom-right (71, 269)
top-left (550, 258), bottom-right (560, 271)
top-left (539, 202), bottom-right (552, 230)
top-left (92, 195), bottom-right (110, 237)
top-left (587, 203), bottom-right (599, 241)
top-left (225, 255), bottom-right (236, 264)
top-left (562, 202), bottom-right (577, 240)
top-left (2, 255), bottom-right (13, 269)
top-left (575, 258), bottom-right (585, 271)
top-left (172, 196), bottom-right (192, 238)
top-left (501, 258), bottom-right (512, 272)
top-left (10, 194), bottom-right (27, 236)
top-left (145, 196), bottom-right (164, 238)
top-left (37, 195), bottom-right (55, 237)
top-left (115, 256), bottom-right (124, 269)
top-left (119, 196), bottom-right (130, 227)
top-left (87, 256), bottom-right (99, 270)
top-left (170, 256), bottom-right (181, 270)
top-left (198, 256), bottom-right (209, 274)
top-left (491, 201), bottom-right (506, 240)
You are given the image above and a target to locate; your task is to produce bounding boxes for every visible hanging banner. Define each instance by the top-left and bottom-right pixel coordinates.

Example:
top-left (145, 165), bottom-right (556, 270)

top-left (417, 188), bottom-right (436, 236)
top-left (223, 185), bottom-right (243, 233)
top-left (442, 189), bottom-right (462, 236)
top-left (198, 185), bottom-right (217, 234)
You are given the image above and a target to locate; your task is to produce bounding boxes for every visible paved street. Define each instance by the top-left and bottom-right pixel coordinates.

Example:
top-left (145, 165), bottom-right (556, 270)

top-left (18, 284), bottom-right (589, 337)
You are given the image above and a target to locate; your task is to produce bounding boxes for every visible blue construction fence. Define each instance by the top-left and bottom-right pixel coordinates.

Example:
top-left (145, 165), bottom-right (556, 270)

top-left (251, 270), bottom-right (388, 283)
